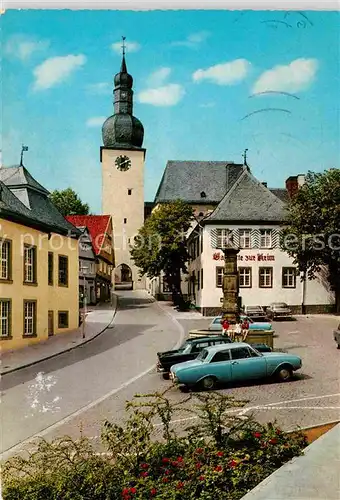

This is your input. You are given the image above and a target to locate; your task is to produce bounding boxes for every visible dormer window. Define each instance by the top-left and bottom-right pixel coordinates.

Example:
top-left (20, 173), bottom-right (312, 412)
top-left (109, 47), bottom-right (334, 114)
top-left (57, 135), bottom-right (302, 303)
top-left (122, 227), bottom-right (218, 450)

top-left (200, 191), bottom-right (206, 198)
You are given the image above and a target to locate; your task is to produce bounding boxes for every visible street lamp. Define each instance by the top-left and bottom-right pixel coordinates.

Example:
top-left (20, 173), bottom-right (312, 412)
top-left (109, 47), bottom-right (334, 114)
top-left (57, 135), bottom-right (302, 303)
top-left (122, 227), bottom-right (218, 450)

top-left (81, 265), bottom-right (89, 339)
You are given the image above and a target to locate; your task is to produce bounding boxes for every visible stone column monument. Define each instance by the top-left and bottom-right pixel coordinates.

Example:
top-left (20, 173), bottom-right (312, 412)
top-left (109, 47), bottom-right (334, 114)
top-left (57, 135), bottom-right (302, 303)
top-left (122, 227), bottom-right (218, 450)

top-left (221, 243), bottom-right (240, 324)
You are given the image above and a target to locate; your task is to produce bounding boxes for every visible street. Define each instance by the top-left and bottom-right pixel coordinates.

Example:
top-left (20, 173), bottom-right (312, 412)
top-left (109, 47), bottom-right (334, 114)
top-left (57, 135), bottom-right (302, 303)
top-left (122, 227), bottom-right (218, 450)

top-left (1, 291), bottom-right (339, 462)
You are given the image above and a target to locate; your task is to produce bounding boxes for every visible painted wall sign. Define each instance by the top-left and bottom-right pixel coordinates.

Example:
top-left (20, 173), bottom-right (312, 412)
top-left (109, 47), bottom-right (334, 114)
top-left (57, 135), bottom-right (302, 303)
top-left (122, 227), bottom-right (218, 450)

top-left (213, 253), bottom-right (275, 262)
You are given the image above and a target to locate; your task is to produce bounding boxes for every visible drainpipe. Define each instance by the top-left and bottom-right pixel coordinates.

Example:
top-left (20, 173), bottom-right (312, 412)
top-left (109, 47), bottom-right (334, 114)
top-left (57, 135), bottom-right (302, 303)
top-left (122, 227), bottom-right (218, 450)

top-left (301, 268), bottom-right (307, 315)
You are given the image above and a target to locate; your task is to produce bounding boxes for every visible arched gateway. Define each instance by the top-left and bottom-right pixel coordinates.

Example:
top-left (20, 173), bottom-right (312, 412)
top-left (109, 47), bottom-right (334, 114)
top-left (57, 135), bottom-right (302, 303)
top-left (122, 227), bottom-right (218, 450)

top-left (115, 263), bottom-right (133, 290)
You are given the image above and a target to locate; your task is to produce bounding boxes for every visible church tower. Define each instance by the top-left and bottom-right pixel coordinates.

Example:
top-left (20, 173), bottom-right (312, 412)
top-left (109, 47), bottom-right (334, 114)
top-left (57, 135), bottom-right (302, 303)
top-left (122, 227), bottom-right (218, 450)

top-left (101, 40), bottom-right (146, 290)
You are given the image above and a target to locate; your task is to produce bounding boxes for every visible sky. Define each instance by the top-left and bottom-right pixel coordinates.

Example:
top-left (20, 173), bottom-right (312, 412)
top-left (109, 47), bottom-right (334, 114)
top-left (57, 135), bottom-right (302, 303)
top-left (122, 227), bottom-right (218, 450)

top-left (2, 9), bottom-right (339, 213)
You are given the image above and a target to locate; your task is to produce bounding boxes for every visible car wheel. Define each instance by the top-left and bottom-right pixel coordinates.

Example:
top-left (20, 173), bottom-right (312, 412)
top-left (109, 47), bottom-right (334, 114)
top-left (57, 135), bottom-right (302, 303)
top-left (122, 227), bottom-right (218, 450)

top-left (162, 373), bottom-right (170, 380)
top-left (200, 376), bottom-right (217, 390)
top-left (337, 344), bottom-right (340, 350)
top-left (276, 366), bottom-right (293, 382)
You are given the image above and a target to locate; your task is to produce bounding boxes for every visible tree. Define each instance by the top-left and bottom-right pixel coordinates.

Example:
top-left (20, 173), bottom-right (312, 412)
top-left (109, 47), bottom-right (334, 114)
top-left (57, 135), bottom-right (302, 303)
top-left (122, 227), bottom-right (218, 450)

top-left (131, 200), bottom-right (194, 304)
top-left (49, 188), bottom-right (90, 216)
top-left (280, 169), bottom-right (340, 313)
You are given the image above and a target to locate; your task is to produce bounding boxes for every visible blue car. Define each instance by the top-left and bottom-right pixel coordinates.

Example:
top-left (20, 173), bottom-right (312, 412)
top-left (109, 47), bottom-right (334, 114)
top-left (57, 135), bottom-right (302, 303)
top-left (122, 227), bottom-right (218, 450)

top-left (209, 315), bottom-right (272, 332)
top-left (170, 343), bottom-right (302, 390)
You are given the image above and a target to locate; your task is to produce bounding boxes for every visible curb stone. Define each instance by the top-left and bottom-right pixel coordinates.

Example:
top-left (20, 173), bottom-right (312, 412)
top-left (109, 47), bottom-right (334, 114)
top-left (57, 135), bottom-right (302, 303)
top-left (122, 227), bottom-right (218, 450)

top-left (1, 294), bottom-right (118, 376)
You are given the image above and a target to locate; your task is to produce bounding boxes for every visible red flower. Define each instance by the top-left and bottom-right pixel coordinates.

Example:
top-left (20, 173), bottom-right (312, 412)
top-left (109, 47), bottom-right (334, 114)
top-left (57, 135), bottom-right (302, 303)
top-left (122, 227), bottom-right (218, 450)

top-left (171, 461), bottom-right (178, 467)
top-left (269, 438), bottom-right (278, 445)
top-left (162, 457), bottom-right (170, 464)
top-left (199, 475), bottom-right (205, 481)
top-left (253, 432), bottom-right (262, 438)
top-left (122, 489), bottom-right (130, 496)
top-left (276, 429), bottom-right (282, 435)
top-left (214, 465), bottom-right (223, 472)
top-left (150, 489), bottom-right (157, 496)
top-left (195, 462), bottom-right (202, 469)
top-left (217, 451), bottom-right (224, 457)
top-left (195, 447), bottom-right (204, 454)
top-left (164, 469), bottom-right (170, 475)
top-left (177, 482), bottom-right (184, 489)
top-left (162, 477), bottom-right (169, 483)
top-left (177, 456), bottom-right (184, 462)
top-left (229, 460), bottom-right (238, 468)
top-left (141, 463), bottom-right (149, 469)
top-left (130, 488), bottom-right (137, 495)
top-left (140, 471), bottom-right (149, 478)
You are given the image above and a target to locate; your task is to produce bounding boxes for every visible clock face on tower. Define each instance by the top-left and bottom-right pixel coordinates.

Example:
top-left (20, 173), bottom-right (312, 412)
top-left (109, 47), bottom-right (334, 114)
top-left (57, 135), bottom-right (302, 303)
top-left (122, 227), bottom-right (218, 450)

top-left (115, 155), bottom-right (131, 171)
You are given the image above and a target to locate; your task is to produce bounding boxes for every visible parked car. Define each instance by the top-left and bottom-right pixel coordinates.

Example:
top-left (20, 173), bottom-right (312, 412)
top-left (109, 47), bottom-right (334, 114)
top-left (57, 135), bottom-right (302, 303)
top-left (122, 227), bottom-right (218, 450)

top-left (157, 337), bottom-right (272, 378)
top-left (157, 336), bottom-right (231, 378)
top-left (266, 302), bottom-right (292, 320)
top-left (170, 343), bottom-right (302, 390)
top-left (243, 305), bottom-right (267, 320)
top-left (209, 315), bottom-right (272, 332)
top-left (333, 324), bottom-right (340, 349)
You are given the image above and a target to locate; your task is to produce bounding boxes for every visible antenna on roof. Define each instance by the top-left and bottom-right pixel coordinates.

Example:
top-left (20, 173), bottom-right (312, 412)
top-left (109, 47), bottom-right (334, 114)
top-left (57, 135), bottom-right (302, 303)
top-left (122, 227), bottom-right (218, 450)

top-left (20, 145), bottom-right (28, 166)
top-left (242, 148), bottom-right (248, 166)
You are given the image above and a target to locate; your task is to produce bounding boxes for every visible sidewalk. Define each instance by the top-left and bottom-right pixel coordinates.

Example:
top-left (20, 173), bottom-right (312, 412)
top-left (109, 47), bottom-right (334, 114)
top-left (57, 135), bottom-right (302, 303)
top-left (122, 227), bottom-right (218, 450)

top-left (0, 294), bottom-right (118, 375)
top-left (241, 423), bottom-right (340, 500)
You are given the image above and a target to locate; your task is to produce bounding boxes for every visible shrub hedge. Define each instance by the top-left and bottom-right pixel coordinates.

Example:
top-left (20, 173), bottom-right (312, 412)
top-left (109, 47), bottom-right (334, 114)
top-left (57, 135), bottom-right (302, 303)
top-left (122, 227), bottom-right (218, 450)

top-left (2, 391), bottom-right (307, 499)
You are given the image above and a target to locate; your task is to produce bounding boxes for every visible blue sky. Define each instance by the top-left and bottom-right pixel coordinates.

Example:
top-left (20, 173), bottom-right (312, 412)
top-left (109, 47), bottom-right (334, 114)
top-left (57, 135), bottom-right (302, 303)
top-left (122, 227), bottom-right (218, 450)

top-left (2, 9), bottom-right (339, 212)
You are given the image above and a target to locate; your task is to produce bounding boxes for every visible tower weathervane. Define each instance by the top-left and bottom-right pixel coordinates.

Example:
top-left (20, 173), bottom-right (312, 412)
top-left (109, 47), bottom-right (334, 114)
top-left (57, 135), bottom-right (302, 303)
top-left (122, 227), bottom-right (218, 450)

top-left (122, 36), bottom-right (126, 56)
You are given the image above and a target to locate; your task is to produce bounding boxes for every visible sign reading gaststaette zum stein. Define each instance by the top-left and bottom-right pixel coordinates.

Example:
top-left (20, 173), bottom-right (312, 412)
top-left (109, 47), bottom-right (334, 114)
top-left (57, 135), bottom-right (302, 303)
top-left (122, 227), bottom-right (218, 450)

top-left (213, 252), bottom-right (275, 262)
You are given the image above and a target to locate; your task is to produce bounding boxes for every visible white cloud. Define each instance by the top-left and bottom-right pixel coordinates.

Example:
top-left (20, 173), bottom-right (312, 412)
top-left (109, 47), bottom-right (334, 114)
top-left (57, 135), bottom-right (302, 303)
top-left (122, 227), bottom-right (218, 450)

top-left (33, 54), bottom-right (86, 90)
top-left (86, 116), bottom-right (106, 127)
top-left (138, 84), bottom-right (185, 107)
top-left (5, 35), bottom-right (49, 61)
top-left (111, 41), bottom-right (140, 54)
top-left (193, 59), bottom-right (251, 85)
top-left (86, 82), bottom-right (111, 94)
top-left (146, 67), bottom-right (171, 87)
top-left (252, 58), bottom-right (318, 94)
top-left (172, 31), bottom-right (210, 48)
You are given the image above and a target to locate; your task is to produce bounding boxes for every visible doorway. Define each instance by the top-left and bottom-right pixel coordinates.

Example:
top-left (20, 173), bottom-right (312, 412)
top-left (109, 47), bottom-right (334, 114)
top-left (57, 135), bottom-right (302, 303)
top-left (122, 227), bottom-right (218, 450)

top-left (48, 310), bottom-right (54, 336)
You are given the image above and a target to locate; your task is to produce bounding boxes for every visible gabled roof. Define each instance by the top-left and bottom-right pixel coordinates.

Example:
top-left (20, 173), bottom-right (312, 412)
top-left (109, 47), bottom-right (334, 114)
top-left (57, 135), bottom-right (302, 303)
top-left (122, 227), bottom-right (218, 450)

top-left (269, 188), bottom-right (289, 203)
top-left (0, 167), bottom-right (80, 237)
top-left (0, 165), bottom-right (49, 195)
top-left (154, 160), bottom-right (244, 204)
top-left (204, 168), bottom-right (287, 223)
top-left (65, 215), bottom-right (111, 255)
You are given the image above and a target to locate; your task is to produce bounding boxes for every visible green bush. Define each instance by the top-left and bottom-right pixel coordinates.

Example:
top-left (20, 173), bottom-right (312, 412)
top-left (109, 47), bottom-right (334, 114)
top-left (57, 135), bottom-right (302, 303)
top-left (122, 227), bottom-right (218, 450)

top-left (2, 391), bottom-right (307, 499)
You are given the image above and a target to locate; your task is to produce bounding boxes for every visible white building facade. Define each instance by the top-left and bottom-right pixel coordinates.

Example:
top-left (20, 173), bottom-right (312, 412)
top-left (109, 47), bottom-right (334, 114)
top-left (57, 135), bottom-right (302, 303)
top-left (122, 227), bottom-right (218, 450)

top-left (188, 224), bottom-right (334, 316)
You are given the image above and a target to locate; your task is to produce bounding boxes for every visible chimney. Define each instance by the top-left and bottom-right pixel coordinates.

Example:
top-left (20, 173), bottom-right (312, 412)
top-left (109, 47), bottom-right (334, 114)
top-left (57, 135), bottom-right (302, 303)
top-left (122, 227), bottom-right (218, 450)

top-left (285, 176), bottom-right (299, 198)
top-left (261, 182), bottom-right (267, 187)
top-left (297, 174), bottom-right (305, 187)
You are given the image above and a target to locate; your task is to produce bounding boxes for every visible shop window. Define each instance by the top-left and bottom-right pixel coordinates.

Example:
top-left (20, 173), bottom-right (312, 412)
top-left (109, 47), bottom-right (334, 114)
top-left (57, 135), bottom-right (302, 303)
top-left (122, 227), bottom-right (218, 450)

top-left (58, 255), bottom-right (69, 286)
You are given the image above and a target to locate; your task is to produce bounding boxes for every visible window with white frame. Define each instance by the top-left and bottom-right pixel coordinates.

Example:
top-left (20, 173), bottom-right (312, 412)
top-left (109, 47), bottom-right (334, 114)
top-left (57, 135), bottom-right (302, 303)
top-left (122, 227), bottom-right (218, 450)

top-left (239, 267), bottom-right (252, 287)
top-left (239, 229), bottom-right (251, 249)
top-left (259, 267), bottom-right (273, 288)
top-left (24, 300), bottom-right (36, 336)
top-left (0, 240), bottom-right (11, 280)
top-left (216, 229), bottom-right (233, 248)
top-left (0, 300), bottom-right (11, 337)
top-left (282, 267), bottom-right (297, 288)
top-left (216, 267), bottom-right (224, 288)
top-left (260, 229), bottom-right (272, 248)
top-left (24, 245), bottom-right (36, 283)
